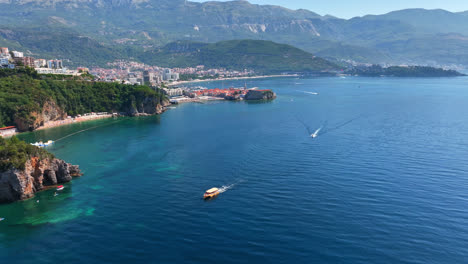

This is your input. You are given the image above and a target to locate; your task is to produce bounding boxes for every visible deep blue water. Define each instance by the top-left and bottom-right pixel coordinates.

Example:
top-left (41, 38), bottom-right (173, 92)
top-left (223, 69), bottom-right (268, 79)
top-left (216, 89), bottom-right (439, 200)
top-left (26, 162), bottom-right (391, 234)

top-left (2, 76), bottom-right (468, 263)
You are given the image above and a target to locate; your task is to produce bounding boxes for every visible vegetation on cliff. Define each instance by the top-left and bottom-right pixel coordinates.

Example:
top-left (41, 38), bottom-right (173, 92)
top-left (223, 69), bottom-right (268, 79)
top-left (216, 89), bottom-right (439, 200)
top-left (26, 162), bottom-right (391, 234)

top-left (0, 136), bottom-right (54, 172)
top-left (244, 90), bottom-right (277, 101)
top-left (0, 68), bottom-right (167, 129)
top-left (2, 3), bottom-right (468, 67)
top-left (346, 65), bottom-right (466, 77)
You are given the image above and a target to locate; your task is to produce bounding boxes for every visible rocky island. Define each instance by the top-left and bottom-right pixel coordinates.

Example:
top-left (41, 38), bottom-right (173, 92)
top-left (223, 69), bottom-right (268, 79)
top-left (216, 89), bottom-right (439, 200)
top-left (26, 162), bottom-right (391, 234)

top-left (0, 136), bottom-right (81, 203)
top-left (244, 90), bottom-right (277, 101)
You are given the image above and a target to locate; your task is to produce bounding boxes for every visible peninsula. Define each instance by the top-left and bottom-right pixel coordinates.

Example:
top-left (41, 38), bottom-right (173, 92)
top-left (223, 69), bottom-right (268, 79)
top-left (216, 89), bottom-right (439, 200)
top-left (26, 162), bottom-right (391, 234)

top-left (0, 136), bottom-right (81, 203)
top-left (0, 68), bottom-right (169, 133)
top-left (346, 65), bottom-right (466, 77)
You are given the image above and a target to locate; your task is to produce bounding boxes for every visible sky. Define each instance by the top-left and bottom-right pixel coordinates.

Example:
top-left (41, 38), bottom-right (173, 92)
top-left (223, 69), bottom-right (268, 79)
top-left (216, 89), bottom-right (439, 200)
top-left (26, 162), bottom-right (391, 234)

top-left (192, 0), bottom-right (468, 18)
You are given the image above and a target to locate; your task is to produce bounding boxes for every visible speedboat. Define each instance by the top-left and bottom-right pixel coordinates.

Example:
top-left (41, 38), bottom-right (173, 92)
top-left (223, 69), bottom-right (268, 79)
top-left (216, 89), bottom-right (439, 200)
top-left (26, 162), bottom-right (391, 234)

top-left (57, 185), bottom-right (65, 191)
top-left (0, 218), bottom-right (4, 221)
top-left (203, 187), bottom-right (220, 199)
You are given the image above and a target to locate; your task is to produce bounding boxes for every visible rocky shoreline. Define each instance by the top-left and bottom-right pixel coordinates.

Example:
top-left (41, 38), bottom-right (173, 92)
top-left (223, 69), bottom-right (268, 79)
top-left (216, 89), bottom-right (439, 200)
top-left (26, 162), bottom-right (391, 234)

top-left (11, 97), bottom-right (172, 134)
top-left (0, 157), bottom-right (81, 203)
top-left (0, 97), bottom-right (171, 203)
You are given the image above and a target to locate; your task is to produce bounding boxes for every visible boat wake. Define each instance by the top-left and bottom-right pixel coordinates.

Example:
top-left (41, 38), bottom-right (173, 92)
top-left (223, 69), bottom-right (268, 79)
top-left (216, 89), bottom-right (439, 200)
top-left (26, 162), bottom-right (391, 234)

top-left (295, 115), bottom-right (313, 135)
top-left (218, 180), bottom-right (245, 194)
top-left (296, 90), bottom-right (319, 95)
top-left (218, 184), bottom-right (234, 194)
top-left (296, 114), bottom-right (361, 138)
top-left (320, 115), bottom-right (362, 136)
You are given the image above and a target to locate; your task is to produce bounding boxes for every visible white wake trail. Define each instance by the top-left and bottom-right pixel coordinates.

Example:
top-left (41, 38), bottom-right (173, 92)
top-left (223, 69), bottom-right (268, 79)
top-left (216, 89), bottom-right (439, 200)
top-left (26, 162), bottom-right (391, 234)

top-left (218, 180), bottom-right (245, 194)
top-left (218, 184), bottom-right (235, 194)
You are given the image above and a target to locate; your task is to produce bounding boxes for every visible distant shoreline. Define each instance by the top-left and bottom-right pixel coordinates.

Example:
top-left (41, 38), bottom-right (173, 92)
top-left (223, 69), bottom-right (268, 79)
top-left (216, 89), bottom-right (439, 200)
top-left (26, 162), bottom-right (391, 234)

top-left (168, 74), bottom-right (299, 86)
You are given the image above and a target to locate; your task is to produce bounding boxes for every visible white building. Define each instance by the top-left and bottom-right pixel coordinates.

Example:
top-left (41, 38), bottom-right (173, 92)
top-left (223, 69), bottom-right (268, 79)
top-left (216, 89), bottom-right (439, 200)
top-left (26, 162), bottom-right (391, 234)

top-left (47, 60), bottom-right (63, 69)
top-left (163, 88), bottom-right (184, 97)
top-left (35, 68), bottom-right (80, 76)
top-left (0, 57), bottom-right (9, 66)
top-left (128, 77), bottom-right (140, 85)
top-left (11, 51), bottom-right (23, 58)
top-left (34, 59), bottom-right (47, 68)
top-left (0, 126), bottom-right (17, 137)
top-left (162, 69), bottom-right (179, 81)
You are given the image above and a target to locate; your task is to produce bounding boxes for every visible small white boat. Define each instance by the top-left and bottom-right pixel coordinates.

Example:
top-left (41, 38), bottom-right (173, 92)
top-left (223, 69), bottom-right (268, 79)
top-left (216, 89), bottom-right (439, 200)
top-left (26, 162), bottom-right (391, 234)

top-left (0, 218), bottom-right (4, 221)
top-left (31, 140), bottom-right (54, 148)
top-left (57, 185), bottom-right (65, 191)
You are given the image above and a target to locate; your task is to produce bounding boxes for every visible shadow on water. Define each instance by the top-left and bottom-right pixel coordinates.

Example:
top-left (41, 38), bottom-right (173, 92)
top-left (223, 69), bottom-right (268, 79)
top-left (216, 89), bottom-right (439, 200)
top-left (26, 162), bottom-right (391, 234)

top-left (244, 100), bottom-right (275, 105)
top-left (0, 183), bottom-right (92, 233)
top-left (203, 196), bottom-right (219, 202)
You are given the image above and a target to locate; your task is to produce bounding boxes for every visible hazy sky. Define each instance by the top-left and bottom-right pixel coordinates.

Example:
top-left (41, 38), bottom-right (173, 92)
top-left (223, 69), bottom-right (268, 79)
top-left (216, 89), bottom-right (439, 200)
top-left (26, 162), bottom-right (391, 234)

top-left (192, 0), bottom-right (468, 18)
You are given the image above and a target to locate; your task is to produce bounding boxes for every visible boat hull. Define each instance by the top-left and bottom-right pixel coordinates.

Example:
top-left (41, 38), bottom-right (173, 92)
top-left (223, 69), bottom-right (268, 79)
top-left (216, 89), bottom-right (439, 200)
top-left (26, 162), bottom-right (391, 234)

top-left (203, 192), bottom-right (220, 199)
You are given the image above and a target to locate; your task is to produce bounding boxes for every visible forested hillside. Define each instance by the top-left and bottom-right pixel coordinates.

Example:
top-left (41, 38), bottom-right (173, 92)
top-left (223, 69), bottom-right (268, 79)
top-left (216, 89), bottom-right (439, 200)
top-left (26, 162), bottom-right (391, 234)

top-left (0, 68), bottom-right (167, 129)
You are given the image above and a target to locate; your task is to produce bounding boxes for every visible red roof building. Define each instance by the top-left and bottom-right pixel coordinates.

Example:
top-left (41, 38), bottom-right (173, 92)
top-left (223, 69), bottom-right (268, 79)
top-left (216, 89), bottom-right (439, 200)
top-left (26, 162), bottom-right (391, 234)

top-left (0, 126), bottom-right (17, 137)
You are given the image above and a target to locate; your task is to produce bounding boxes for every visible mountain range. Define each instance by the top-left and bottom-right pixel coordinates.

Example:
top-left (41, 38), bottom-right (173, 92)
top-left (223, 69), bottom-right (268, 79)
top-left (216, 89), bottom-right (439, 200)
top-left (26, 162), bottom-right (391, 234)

top-left (0, 0), bottom-right (467, 69)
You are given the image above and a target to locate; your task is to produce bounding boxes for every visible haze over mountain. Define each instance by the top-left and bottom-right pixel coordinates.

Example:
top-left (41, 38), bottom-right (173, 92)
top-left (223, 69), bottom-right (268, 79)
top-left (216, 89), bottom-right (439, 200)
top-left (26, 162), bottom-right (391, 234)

top-left (0, 0), bottom-right (467, 69)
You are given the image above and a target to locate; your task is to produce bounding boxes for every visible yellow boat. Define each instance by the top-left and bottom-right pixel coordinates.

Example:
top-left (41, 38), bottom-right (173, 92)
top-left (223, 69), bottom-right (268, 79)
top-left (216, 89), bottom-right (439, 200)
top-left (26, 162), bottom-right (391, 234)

top-left (204, 187), bottom-right (220, 199)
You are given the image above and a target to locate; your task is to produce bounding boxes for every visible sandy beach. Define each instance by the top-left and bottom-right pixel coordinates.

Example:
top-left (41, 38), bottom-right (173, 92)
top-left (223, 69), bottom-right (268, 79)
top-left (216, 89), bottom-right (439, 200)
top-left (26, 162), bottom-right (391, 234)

top-left (36, 114), bottom-right (114, 131)
top-left (168, 74), bottom-right (299, 86)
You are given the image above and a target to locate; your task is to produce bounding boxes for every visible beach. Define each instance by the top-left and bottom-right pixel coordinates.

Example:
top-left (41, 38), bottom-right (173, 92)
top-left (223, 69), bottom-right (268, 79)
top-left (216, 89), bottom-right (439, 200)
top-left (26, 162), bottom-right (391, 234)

top-left (36, 114), bottom-right (114, 131)
top-left (168, 74), bottom-right (298, 86)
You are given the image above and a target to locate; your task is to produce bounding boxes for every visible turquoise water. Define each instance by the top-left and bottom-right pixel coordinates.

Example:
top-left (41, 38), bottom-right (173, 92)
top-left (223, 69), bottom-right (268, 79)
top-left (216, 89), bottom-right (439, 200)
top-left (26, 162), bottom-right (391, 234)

top-left (2, 76), bottom-right (468, 263)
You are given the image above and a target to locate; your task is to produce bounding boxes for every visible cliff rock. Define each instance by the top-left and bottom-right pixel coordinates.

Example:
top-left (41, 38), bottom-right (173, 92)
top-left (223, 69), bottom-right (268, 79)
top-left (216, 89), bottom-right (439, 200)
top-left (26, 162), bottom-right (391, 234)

top-left (245, 90), bottom-right (277, 101)
top-left (14, 101), bottom-right (67, 132)
top-left (0, 157), bottom-right (81, 203)
top-left (128, 97), bottom-right (171, 116)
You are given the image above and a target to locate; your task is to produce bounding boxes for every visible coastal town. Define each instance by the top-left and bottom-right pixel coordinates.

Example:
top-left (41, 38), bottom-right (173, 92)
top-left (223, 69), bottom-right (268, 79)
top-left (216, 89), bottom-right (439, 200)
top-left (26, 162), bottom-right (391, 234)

top-left (1, 46), bottom-right (257, 84)
top-left (0, 47), bottom-right (84, 75)
top-left (0, 46), bottom-right (278, 138)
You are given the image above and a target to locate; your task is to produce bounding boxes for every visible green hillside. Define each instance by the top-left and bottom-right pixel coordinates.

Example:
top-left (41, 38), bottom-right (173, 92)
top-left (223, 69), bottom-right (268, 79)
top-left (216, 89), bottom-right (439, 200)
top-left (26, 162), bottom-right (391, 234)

top-left (346, 65), bottom-right (465, 77)
top-left (0, 27), bottom-right (339, 73)
top-left (0, 27), bottom-right (141, 66)
top-left (143, 40), bottom-right (340, 74)
top-left (0, 68), bottom-right (166, 130)
top-left (0, 1), bottom-right (467, 67)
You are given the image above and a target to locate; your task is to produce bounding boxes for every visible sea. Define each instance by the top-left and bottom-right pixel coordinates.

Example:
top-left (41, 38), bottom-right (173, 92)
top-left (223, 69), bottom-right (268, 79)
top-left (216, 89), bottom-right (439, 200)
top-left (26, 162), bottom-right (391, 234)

top-left (1, 76), bottom-right (468, 263)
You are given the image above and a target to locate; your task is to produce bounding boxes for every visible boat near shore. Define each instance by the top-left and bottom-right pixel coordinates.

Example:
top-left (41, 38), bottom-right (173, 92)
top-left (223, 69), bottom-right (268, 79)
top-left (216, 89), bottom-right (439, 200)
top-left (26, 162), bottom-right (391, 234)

top-left (31, 140), bottom-right (54, 148)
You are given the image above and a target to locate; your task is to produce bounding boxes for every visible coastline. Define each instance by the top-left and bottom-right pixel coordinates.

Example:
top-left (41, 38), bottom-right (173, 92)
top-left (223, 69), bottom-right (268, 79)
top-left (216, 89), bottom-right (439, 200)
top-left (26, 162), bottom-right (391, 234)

top-left (168, 74), bottom-right (298, 86)
top-left (9, 75), bottom-right (293, 135)
top-left (36, 114), bottom-right (114, 131)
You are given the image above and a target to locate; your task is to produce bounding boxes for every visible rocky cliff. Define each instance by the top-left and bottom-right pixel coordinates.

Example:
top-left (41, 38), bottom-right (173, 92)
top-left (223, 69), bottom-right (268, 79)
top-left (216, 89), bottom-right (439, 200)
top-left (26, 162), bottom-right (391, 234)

top-left (127, 97), bottom-right (171, 116)
top-left (245, 90), bottom-right (277, 101)
top-left (0, 157), bottom-right (81, 203)
top-left (14, 100), bottom-right (67, 132)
